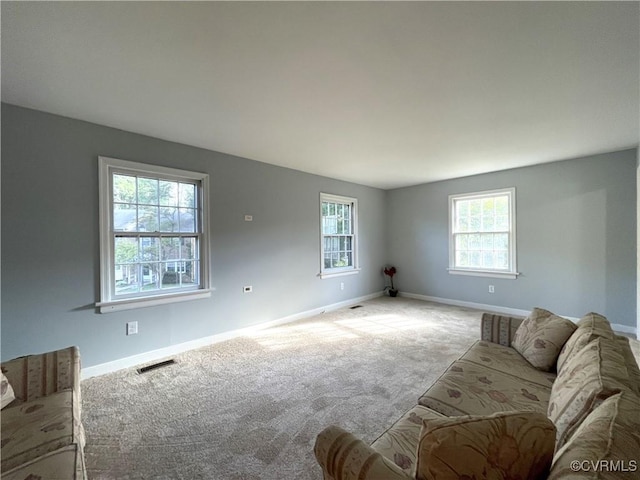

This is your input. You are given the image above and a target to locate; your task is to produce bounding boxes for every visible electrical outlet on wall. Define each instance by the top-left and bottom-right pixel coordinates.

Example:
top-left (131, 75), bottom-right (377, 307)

top-left (340, 282), bottom-right (344, 291)
top-left (488, 285), bottom-right (495, 294)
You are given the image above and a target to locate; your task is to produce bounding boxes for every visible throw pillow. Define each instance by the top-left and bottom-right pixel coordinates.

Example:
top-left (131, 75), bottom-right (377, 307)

top-left (548, 391), bottom-right (640, 479)
top-left (556, 312), bottom-right (613, 374)
top-left (548, 337), bottom-right (630, 449)
top-left (1, 372), bottom-right (16, 409)
top-left (512, 308), bottom-right (577, 372)
top-left (416, 411), bottom-right (556, 480)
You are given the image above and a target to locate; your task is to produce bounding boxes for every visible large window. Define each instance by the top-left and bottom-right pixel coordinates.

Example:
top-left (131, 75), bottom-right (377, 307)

top-left (449, 188), bottom-right (517, 278)
top-left (98, 157), bottom-right (210, 312)
top-left (320, 193), bottom-right (359, 278)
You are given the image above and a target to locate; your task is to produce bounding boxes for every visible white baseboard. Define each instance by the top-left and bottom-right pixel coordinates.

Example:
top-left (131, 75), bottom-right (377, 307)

top-left (399, 292), bottom-right (532, 317)
top-left (81, 291), bottom-right (383, 379)
top-left (400, 292), bottom-right (638, 338)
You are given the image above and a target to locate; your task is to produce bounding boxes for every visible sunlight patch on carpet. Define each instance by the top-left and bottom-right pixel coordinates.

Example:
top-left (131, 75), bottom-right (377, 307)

top-left (335, 314), bottom-right (431, 334)
top-left (248, 321), bottom-right (360, 350)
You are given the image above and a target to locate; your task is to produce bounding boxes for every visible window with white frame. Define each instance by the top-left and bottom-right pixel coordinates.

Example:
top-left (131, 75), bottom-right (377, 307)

top-left (320, 193), bottom-right (359, 278)
top-left (98, 156), bottom-right (211, 312)
top-left (449, 188), bottom-right (518, 278)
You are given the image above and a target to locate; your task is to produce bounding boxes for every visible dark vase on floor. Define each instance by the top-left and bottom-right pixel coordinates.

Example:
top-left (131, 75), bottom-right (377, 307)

top-left (388, 288), bottom-right (398, 297)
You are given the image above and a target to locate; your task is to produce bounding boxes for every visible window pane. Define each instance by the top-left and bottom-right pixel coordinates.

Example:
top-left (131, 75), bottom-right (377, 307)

top-left (138, 178), bottom-right (158, 205)
top-left (481, 198), bottom-right (494, 214)
top-left (455, 234), bottom-right (468, 250)
top-left (494, 234), bottom-right (509, 251)
top-left (456, 200), bottom-right (469, 217)
top-left (179, 208), bottom-right (196, 232)
top-left (482, 215), bottom-right (494, 231)
top-left (138, 206), bottom-right (159, 232)
top-left (113, 174), bottom-right (136, 203)
top-left (495, 196), bottom-right (508, 215)
top-left (181, 261), bottom-right (197, 286)
top-left (469, 215), bottom-right (481, 231)
top-left (162, 238), bottom-right (180, 261)
top-left (456, 215), bottom-right (469, 233)
top-left (455, 251), bottom-right (468, 267)
top-left (481, 234), bottom-right (493, 251)
top-left (141, 263), bottom-right (160, 291)
top-left (115, 264), bottom-right (140, 295)
top-left (179, 183), bottom-right (195, 208)
top-left (140, 237), bottom-right (159, 261)
top-left (324, 255), bottom-right (332, 269)
top-left (495, 252), bottom-right (509, 269)
top-left (159, 207), bottom-right (178, 232)
top-left (469, 251), bottom-right (481, 267)
top-left (160, 263), bottom-right (181, 289)
top-left (159, 181), bottom-right (179, 206)
top-left (495, 215), bottom-right (509, 230)
top-left (468, 234), bottom-right (481, 250)
top-left (113, 204), bottom-right (137, 231)
top-left (115, 237), bottom-right (138, 263)
top-left (469, 199), bottom-right (481, 216)
top-left (180, 238), bottom-right (198, 260)
top-left (482, 251), bottom-right (495, 268)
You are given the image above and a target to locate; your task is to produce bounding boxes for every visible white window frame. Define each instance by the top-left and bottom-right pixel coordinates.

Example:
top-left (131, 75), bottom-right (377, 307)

top-left (319, 193), bottom-right (360, 279)
top-left (448, 187), bottom-right (518, 279)
top-left (97, 156), bottom-right (211, 313)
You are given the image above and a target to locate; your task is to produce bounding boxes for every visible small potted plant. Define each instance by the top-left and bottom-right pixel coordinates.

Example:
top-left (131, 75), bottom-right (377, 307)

top-left (383, 266), bottom-right (398, 297)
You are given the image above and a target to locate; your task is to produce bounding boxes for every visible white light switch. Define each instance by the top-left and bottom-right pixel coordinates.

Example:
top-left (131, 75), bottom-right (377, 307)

top-left (244, 215), bottom-right (253, 222)
top-left (127, 321), bottom-right (138, 335)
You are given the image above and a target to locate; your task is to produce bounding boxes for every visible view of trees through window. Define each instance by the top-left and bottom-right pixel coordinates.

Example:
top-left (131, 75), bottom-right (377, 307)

top-left (321, 199), bottom-right (354, 270)
top-left (112, 174), bottom-right (200, 295)
top-left (451, 191), bottom-right (513, 272)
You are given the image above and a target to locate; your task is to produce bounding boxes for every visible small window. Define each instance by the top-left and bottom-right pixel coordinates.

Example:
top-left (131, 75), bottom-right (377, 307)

top-left (449, 188), bottom-right (518, 279)
top-left (98, 156), bottom-right (211, 312)
top-left (320, 193), bottom-right (359, 278)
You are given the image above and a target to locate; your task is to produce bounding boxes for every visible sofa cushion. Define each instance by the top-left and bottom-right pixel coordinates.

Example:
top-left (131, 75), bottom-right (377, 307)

top-left (0, 346), bottom-right (81, 403)
top-left (548, 337), bottom-right (630, 449)
top-left (512, 308), bottom-right (577, 372)
top-left (617, 336), bottom-right (640, 395)
top-left (0, 390), bottom-right (85, 472)
top-left (556, 312), bottom-right (614, 374)
top-left (548, 391), bottom-right (640, 479)
top-left (1, 444), bottom-right (86, 480)
top-left (461, 340), bottom-right (557, 387)
top-left (416, 411), bottom-right (556, 480)
top-left (1, 373), bottom-right (16, 409)
top-left (370, 405), bottom-right (445, 476)
top-left (418, 360), bottom-right (551, 416)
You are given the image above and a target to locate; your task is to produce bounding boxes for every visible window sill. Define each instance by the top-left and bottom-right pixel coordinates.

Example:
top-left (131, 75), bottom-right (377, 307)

top-left (97, 289), bottom-right (212, 313)
top-left (447, 269), bottom-right (519, 280)
top-left (319, 268), bottom-right (361, 279)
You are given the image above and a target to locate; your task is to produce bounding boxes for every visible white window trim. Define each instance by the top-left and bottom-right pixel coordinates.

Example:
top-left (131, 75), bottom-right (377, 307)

top-left (97, 156), bottom-right (211, 313)
top-left (448, 187), bottom-right (518, 279)
top-left (319, 192), bottom-right (360, 279)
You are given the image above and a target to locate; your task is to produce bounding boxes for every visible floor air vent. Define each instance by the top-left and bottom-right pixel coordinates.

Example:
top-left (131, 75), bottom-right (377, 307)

top-left (137, 359), bottom-right (176, 374)
top-left (349, 305), bottom-right (363, 309)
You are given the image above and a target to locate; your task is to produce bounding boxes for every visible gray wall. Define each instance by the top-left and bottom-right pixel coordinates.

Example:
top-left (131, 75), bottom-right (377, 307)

top-left (387, 149), bottom-right (637, 328)
top-left (1, 104), bottom-right (387, 367)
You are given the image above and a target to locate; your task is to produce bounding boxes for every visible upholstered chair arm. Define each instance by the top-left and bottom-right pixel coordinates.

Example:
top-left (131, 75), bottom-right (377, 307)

top-left (481, 313), bottom-right (524, 347)
top-left (314, 425), bottom-right (413, 480)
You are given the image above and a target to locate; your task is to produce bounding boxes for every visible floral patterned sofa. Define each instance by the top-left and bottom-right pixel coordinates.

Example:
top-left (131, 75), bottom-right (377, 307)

top-left (1, 346), bottom-right (87, 480)
top-left (314, 309), bottom-right (640, 479)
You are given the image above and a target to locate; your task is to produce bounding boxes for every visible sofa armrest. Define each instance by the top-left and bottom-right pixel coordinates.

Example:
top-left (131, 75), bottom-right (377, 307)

top-left (481, 313), bottom-right (524, 347)
top-left (1, 346), bottom-right (80, 403)
top-left (314, 425), bottom-right (412, 480)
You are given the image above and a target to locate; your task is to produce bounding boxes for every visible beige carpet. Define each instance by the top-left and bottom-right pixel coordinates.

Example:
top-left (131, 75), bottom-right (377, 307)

top-left (81, 297), bottom-right (640, 479)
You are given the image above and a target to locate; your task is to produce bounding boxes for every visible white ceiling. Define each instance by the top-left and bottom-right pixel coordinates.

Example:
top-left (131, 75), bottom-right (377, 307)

top-left (2, 2), bottom-right (638, 189)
